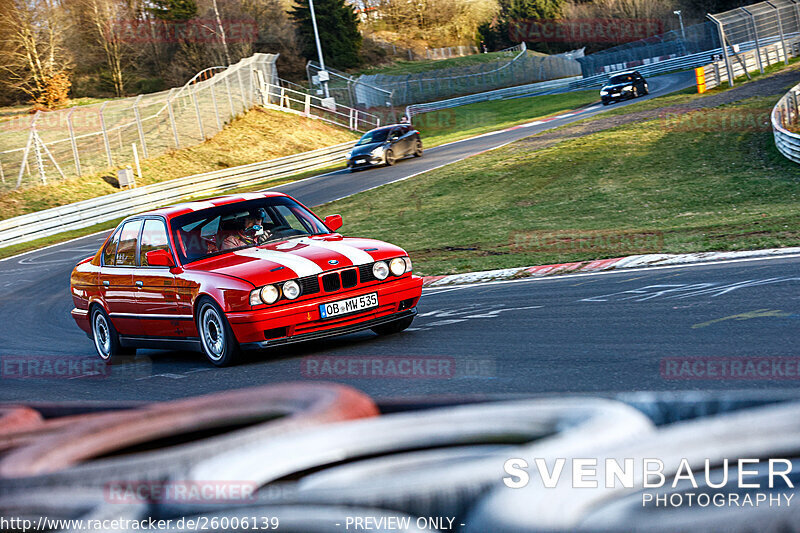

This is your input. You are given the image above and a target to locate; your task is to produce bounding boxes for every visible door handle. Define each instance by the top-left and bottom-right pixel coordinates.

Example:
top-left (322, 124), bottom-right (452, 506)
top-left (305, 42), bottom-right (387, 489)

top-left (135, 280), bottom-right (143, 288)
top-left (102, 280), bottom-right (109, 287)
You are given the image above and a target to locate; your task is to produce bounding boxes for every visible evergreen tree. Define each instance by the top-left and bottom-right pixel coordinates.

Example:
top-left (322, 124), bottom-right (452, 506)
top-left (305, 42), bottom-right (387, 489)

top-left (148, 0), bottom-right (198, 22)
top-left (289, 0), bottom-right (362, 70)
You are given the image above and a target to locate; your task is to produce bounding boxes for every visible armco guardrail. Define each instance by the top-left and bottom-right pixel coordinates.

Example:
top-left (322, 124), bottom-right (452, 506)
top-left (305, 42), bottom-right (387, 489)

top-left (0, 142), bottom-right (352, 248)
top-left (772, 80), bottom-right (800, 163)
top-left (405, 76), bottom-right (582, 118)
top-left (698, 38), bottom-right (800, 91)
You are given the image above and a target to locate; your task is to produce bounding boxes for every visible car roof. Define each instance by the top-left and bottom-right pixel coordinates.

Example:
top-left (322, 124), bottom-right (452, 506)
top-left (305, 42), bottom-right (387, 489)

top-left (362, 124), bottom-right (407, 134)
top-left (135, 191), bottom-right (290, 220)
top-left (609, 70), bottom-right (639, 77)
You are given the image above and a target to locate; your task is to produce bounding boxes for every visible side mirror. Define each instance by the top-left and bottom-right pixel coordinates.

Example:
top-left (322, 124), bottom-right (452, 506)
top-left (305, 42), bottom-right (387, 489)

top-left (324, 214), bottom-right (343, 232)
top-left (145, 248), bottom-right (175, 267)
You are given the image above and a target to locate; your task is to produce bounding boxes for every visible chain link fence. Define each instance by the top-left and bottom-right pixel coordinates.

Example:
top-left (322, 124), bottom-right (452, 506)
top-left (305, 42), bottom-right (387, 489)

top-left (355, 44), bottom-right (582, 106)
top-left (576, 22), bottom-right (722, 77)
top-left (0, 54), bottom-right (279, 193)
top-left (709, 1), bottom-right (800, 85)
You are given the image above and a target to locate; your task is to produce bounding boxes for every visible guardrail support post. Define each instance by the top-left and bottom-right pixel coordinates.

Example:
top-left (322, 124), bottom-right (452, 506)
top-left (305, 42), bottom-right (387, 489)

top-left (304, 94), bottom-right (311, 117)
top-left (99, 102), bottom-right (113, 167)
top-left (67, 107), bottom-right (81, 177)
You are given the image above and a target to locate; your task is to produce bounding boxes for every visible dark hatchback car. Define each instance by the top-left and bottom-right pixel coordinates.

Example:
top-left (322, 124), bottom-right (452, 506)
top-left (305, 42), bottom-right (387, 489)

top-left (600, 70), bottom-right (648, 105)
top-left (346, 124), bottom-right (423, 170)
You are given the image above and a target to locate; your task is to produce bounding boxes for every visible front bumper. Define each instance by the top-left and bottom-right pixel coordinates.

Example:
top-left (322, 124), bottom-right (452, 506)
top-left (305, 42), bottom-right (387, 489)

top-left (347, 154), bottom-right (384, 168)
top-left (227, 275), bottom-right (423, 347)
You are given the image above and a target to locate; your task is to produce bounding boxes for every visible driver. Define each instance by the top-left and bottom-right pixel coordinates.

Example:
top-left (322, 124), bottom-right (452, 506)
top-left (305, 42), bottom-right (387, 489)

top-left (221, 208), bottom-right (272, 250)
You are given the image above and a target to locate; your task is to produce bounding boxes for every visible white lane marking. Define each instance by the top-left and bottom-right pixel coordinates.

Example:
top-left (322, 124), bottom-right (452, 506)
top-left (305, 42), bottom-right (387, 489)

top-left (581, 277), bottom-right (800, 302)
top-left (417, 253), bottom-right (800, 291)
top-left (235, 248), bottom-right (323, 277)
top-left (296, 237), bottom-right (373, 265)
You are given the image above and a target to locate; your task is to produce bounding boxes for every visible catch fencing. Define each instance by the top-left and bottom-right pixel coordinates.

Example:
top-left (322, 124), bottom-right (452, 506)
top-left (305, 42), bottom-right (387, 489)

top-left (772, 80), bottom-right (800, 163)
top-left (697, 38), bottom-right (800, 92)
top-left (357, 43), bottom-right (583, 106)
top-left (0, 54), bottom-right (279, 193)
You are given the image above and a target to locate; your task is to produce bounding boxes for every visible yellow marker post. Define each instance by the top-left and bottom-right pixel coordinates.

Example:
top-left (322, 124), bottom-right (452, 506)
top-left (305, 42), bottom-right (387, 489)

top-left (695, 67), bottom-right (707, 93)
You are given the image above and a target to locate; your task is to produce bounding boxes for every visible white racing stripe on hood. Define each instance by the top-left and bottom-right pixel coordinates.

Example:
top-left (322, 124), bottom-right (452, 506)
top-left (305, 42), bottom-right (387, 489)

top-left (235, 248), bottom-right (323, 278)
top-left (297, 238), bottom-right (374, 265)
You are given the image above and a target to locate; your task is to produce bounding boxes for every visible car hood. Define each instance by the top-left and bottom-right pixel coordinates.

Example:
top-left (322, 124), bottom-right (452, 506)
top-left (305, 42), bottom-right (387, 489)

top-left (602, 82), bottom-right (634, 91)
top-left (185, 235), bottom-right (407, 286)
top-left (350, 142), bottom-right (385, 156)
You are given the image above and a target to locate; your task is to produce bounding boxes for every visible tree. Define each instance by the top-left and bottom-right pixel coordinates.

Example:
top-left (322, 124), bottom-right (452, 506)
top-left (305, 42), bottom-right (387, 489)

top-left (289, 0), bottom-right (362, 69)
top-left (0, 0), bottom-right (73, 106)
top-left (148, 0), bottom-right (198, 20)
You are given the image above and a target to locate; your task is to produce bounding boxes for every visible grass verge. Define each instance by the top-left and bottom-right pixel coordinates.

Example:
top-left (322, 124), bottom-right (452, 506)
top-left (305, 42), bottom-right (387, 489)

top-left (417, 90), bottom-right (598, 147)
top-left (321, 94), bottom-right (800, 276)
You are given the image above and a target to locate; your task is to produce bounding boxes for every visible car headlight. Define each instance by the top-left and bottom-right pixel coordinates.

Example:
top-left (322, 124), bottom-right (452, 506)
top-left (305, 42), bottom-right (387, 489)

top-left (260, 285), bottom-right (280, 305)
top-left (282, 280), bottom-right (301, 300)
top-left (600, 90), bottom-right (608, 95)
top-left (389, 257), bottom-right (406, 276)
top-left (403, 256), bottom-right (412, 273)
top-left (370, 146), bottom-right (385, 157)
top-left (346, 151), bottom-right (353, 160)
top-left (373, 261), bottom-right (389, 280)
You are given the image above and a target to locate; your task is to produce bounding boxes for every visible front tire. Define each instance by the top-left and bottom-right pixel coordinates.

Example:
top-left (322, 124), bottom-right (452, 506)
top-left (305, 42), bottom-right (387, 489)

top-left (371, 316), bottom-right (414, 336)
top-left (197, 298), bottom-right (240, 367)
top-left (91, 307), bottom-right (135, 364)
top-left (384, 149), bottom-right (396, 166)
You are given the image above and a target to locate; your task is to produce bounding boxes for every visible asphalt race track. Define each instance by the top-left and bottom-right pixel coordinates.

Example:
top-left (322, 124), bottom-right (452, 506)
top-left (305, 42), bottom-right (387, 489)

top-left (8, 70), bottom-right (796, 403)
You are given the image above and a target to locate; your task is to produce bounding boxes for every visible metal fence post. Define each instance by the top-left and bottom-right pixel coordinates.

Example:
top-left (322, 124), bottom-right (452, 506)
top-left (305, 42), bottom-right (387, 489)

top-left (191, 87), bottom-right (205, 140)
top-left (767, 1), bottom-right (790, 65)
top-left (740, 7), bottom-right (765, 73)
top-left (67, 107), bottom-right (81, 177)
top-left (304, 94), bottom-right (311, 116)
top-left (210, 81), bottom-right (222, 131)
top-left (166, 88), bottom-right (180, 149)
top-left (99, 102), bottom-right (113, 166)
top-left (133, 95), bottom-right (148, 159)
top-left (708, 14), bottom-right (735, 87)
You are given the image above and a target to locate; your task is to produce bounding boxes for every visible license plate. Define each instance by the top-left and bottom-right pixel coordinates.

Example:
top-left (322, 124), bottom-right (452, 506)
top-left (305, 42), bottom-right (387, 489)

top-left (355, 159), bottom-right (365, 164)
top-left (319, 293), bottom-right (378, 319)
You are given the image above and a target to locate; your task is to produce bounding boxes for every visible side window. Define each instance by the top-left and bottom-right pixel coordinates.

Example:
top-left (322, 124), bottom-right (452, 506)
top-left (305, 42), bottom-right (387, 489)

top-left (274, 205), bottom-right (308, 232)
top-left (115, 220), bottom-right (143, 267)
top-left (102, 230), bottom-right (121, 266)
top-left (140, 219), bottom-right (171, 266)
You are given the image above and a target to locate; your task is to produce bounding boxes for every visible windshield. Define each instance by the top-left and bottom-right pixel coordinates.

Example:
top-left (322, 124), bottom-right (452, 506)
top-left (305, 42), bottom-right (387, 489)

top-left (356, 129), bottom-right (391, 145)
top-left (609, 74), bottom-right (634, 84)
top-left (171, 196), bottom-right (330, 264)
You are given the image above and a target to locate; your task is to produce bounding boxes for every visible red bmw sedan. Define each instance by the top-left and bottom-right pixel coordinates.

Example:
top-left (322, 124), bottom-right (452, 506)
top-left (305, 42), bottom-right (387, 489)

top-left (70, 192), bottom-right (423, 366)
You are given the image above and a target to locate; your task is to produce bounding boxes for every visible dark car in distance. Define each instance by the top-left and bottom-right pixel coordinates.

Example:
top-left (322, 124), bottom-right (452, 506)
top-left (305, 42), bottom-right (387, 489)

top-left (346, 124), bottom-right (423, 170)
top-left (600, 70), bottom-right (648, 105)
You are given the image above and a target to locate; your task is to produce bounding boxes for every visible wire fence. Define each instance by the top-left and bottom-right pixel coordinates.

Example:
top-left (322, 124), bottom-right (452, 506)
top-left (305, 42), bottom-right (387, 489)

top-left (263, 83), bottom-right (381, 132)
top-left (0, 54), bottom-right (279, 193)
top-left (709, 1), bottom-right (800, 84)
top-left (576, 22), bottom-right (722, 77)
top-left (355, 43), bottom-right (582, 106)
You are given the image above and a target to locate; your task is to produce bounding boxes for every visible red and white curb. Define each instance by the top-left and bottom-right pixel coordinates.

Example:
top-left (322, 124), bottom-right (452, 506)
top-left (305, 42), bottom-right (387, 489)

top-left (420, 247), bottom-right (800, 287)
